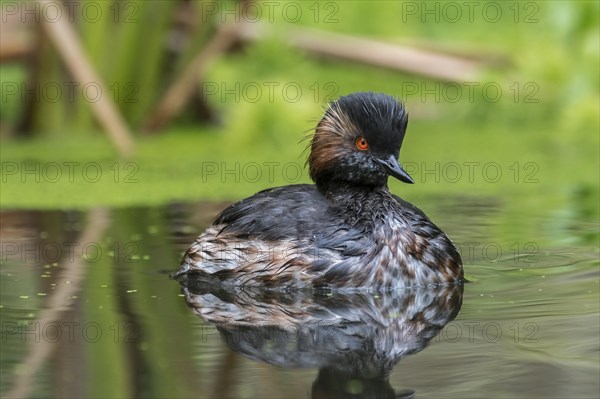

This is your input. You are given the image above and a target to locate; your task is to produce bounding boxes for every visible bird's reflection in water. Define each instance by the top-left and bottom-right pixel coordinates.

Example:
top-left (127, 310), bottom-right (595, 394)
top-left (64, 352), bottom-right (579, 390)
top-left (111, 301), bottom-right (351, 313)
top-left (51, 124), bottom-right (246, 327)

top-left (177, 277), bottom-right (463, 398)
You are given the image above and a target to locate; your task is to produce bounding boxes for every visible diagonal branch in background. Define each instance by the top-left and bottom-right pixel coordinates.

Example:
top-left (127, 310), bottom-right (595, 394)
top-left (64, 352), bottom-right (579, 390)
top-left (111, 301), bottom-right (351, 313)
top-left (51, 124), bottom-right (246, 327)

top-left (5, 208), bottom-right (110, 399)
top-left (36, 0), bottom-right (135, 158)
top-left (237, 24), bottom-right (483, 83)
top-left (144, 22), bottom-right (244, 133)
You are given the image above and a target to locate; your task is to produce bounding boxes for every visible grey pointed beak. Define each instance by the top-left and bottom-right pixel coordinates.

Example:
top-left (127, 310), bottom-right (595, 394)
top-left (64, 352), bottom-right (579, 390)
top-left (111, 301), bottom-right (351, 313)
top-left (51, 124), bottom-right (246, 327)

top-left (376, 155), bottom-right (414, 184)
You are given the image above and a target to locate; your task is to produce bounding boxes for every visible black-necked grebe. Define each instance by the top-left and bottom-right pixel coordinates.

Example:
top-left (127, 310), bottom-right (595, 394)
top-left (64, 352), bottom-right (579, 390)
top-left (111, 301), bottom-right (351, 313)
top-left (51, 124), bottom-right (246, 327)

top-left (175, 92), bottom-right (463, 289)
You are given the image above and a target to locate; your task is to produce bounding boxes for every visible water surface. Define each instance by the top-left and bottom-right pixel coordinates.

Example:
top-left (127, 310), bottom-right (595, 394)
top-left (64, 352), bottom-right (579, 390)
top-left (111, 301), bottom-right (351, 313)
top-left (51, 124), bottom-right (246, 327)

top-left (1, 197), bottom-right (598, 398)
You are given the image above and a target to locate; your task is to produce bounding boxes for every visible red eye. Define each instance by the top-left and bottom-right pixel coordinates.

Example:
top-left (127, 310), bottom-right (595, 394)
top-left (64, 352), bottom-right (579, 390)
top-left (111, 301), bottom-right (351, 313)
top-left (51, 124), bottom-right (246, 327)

top-left (355, 136), bottom-right (369, 150)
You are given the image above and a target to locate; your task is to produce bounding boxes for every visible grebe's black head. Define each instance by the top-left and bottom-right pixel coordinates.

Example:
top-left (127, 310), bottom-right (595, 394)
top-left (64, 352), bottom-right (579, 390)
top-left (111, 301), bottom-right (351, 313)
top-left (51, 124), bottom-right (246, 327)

top-left (309, 92), bottom-right (414, 192)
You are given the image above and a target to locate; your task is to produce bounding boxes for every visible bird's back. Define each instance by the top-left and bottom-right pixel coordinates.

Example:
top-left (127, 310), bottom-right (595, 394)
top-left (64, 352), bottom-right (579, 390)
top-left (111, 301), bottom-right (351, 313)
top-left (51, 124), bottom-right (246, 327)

top-left (178, 185), bottom-right (363, 287)
top-left (213, 184), bottom-right (333, 240)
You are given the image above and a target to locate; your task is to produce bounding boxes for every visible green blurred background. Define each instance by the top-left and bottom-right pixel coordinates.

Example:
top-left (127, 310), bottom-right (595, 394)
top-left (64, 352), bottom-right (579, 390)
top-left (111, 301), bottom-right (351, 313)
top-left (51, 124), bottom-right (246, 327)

top-left (1, 0), bottom-right (598, 211)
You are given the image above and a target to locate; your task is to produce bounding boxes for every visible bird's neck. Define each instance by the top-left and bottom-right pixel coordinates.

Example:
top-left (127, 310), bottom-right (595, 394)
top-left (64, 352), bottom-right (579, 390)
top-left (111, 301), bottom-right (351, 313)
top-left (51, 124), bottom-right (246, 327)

top-left (319, 182), bottom-right (394, 232)
top-left (321, 181), bottom-right (390, 204)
